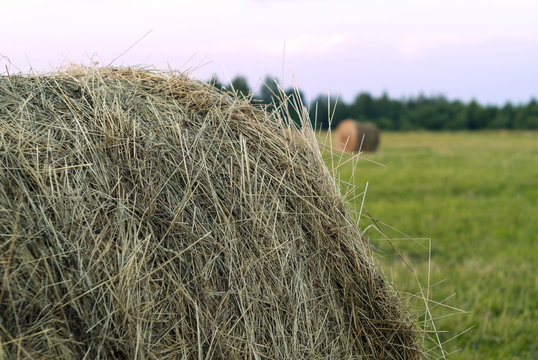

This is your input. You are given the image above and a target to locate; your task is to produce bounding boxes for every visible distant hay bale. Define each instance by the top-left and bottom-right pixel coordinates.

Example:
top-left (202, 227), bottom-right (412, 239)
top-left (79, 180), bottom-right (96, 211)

top-left (334, 119), bottom-right (380, 153)
top-left (0, 67), bottom-right (418, 359)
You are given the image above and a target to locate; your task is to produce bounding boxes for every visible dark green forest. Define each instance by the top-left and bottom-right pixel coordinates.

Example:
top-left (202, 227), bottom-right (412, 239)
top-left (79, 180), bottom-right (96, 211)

top-left (211, 75), bottom-right (538, 131)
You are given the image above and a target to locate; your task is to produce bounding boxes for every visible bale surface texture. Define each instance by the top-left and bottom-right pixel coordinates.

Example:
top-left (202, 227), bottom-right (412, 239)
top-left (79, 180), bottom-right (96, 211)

top-left (334, 119), bottom-right (380, 153)
top-left (0, 68), bottom-right (417, 359)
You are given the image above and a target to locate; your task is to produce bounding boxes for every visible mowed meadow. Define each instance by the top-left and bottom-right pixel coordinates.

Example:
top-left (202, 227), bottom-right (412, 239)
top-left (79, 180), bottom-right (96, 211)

top-left (319, 131), bottom-right (537, 359)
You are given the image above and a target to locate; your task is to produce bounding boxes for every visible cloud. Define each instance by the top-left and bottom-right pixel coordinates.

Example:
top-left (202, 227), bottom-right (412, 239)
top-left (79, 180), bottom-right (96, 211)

top-left (251, 32), bottom-right (346, 55)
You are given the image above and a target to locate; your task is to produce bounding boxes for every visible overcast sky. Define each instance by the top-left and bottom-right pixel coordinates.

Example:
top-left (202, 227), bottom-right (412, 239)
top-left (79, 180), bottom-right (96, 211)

top-left (2, 0), bottom-right (537, 105)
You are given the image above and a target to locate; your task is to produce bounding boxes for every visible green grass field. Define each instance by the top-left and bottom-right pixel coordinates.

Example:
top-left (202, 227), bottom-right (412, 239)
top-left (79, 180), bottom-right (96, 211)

top-left (319, 131), bottom-right (537, 359)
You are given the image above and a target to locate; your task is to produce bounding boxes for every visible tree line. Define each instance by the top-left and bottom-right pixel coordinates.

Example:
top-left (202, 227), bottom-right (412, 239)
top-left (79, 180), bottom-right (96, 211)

top-left (210, 75), bottom-right (538, 130)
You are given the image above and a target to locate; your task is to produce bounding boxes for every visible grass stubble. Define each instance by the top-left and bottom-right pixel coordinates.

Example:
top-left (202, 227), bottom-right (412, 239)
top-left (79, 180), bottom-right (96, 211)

top-left (322, 129), bottom-right (537, 359)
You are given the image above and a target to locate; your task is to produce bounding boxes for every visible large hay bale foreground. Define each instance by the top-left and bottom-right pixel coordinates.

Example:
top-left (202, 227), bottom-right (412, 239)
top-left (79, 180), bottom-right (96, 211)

top-left (0, 67), bottom-right (418, 359)
top-left (334, 119), bottom-right (380, 153)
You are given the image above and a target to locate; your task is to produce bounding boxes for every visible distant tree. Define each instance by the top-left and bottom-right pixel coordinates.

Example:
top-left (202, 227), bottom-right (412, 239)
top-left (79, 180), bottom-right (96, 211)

top-left (377, 117), bottom-right (395, 130)
top-left (517, 99), bottom-right (538, 129)
top-left (527, 99), bottom-right (538, 129)
top-left (252, 76), bottom-right (308, 128)
top-left (331, 99), bottom-right (352, 128)
top-left (375, 93), bottom-right (395, 119)
top-left (208, 74), bottom-right (224, 90)
top-left (308, 95), bottom-right (336, 130)
top-left (441, 101), bottom-right (465, 130)
top-left (258, 76), bottom-right (281, 105)
top-left (283, 88), bottom-right (307, 128)
top-left (490, 112), bottom-right (511, 129)
top-left (466, 100), bottom-right (488, 129)
top-left (210, 74), bottom-right (538, 130)
top-left (351, 92), bottom-right (375, 119)
top-left (228, 76), bottom-right (251, 99)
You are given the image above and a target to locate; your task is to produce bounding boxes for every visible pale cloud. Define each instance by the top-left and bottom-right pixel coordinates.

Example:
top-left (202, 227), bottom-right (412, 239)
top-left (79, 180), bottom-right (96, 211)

top-left (397, 35), bottom-right (479, 59)
top-left (398, 30), bottom-right (538, 60)
top-left (243, 32), bottom-right (346, 55)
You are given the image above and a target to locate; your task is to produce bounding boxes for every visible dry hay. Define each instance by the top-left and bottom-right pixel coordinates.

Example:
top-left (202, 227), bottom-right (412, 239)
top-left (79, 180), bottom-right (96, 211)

top-left (0, 67), bottom-right (419, 359)
top-left (334, 119), bottom-right (380, 153)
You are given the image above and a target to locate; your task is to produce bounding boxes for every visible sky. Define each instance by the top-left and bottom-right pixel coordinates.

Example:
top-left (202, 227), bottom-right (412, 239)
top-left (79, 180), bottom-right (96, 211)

top-left (2, 0), bottom-right (538, 105)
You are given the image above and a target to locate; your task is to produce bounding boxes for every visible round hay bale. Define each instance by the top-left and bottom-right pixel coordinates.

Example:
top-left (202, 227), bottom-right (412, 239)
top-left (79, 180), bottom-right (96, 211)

top-left (334, 119), bottom-right (380, 153)
top-left (0, 67), bottom-right (419, 359)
